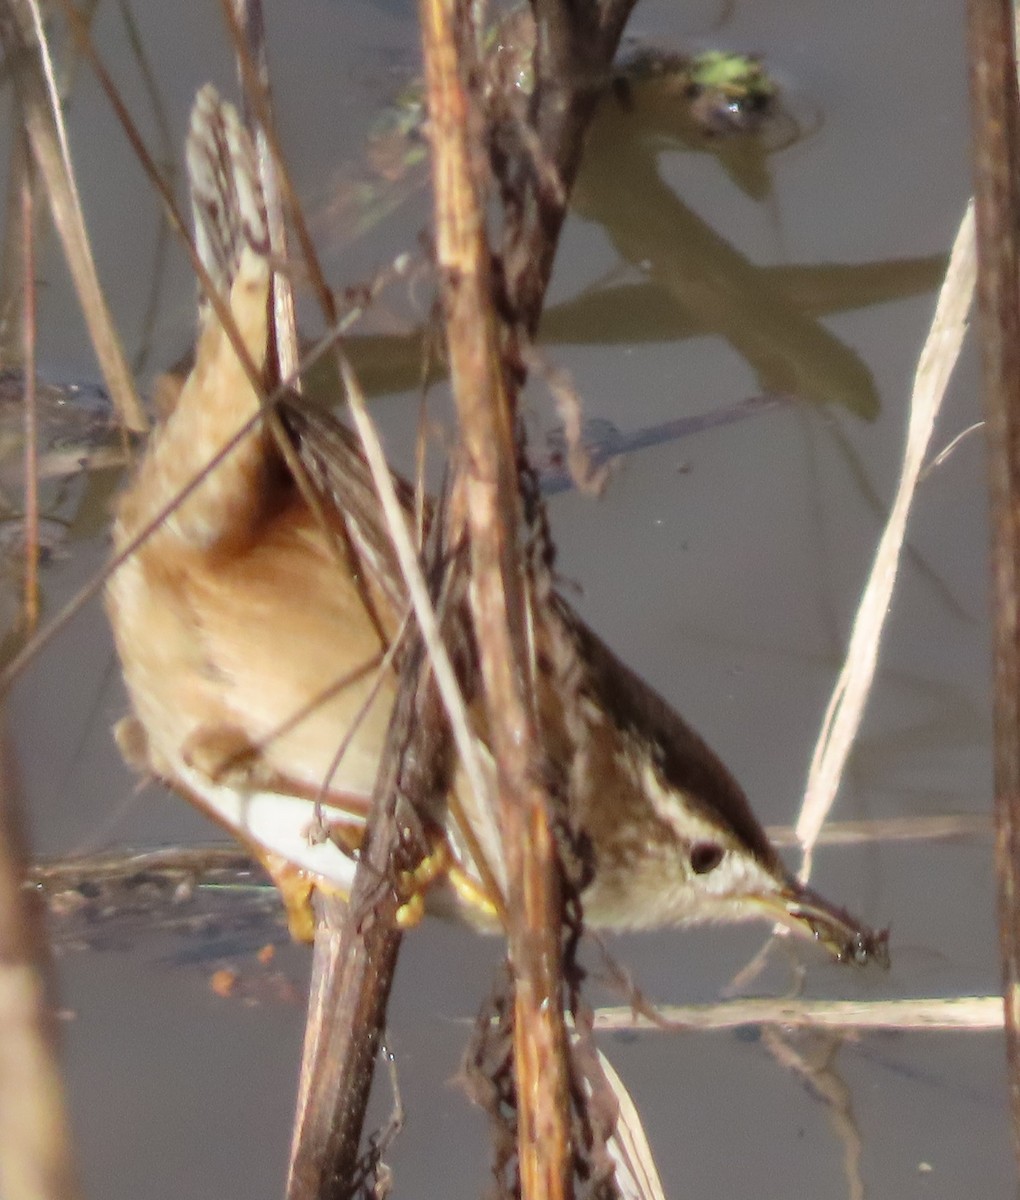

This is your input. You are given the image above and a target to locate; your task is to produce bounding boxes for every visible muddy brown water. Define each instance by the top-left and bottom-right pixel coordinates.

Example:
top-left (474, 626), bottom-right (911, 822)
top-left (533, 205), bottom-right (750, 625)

top-left (2, 1), bottom-right (1010, 1197)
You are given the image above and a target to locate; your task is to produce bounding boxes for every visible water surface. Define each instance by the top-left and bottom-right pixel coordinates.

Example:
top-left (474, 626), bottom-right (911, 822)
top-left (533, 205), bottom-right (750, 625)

top-left (3, 1), bottom-right (1006, 1197)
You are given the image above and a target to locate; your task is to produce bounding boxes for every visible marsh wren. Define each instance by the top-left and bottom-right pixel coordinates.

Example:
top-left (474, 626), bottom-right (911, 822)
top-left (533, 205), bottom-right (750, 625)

top-left (105, 87), bottom-right (886, 964)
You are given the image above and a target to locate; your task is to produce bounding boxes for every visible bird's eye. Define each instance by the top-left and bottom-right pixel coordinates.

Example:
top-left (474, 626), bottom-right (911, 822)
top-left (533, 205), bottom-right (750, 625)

top-left (689, 842), bottom-right (724, 875)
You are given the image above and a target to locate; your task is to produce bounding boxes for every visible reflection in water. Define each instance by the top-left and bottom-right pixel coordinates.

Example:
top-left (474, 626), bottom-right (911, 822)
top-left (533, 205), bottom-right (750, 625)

top-left (330, 67), bottom-right (945, 423)
top-left (31, 846), bottom-right (288, 964)
top-left (572, 82), bottom-right (906, 419)
top-left (0, 371), bottom-right (126, 666)
top-left (764, 1028), bottom-right (866, 1200)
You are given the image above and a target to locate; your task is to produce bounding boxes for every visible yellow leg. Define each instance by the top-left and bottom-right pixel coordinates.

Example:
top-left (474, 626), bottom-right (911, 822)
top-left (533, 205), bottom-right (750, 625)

top-left (394, 892), bottom-right (427, 929)
top-left (392, 831), bottom-right (501, 926)
top-left (445, 863), bottom-right (501, 924)
top-left (393, 833), bottom-right (451, 928)
top-left (261, 854), bottom-right (320, 943)
top-left (261, 824), bottom-right (485, 937)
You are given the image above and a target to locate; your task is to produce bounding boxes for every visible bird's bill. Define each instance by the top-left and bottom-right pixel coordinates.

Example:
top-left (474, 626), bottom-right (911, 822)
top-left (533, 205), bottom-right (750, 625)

top-left (752, 881), bottom-right (889, 966)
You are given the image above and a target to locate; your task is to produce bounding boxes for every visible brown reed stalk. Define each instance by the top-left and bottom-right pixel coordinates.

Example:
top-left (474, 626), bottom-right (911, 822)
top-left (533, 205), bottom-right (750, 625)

top-left (417, 0), bottom-right (573, 1194)
top-left (966, 0), bottom-right (1020, 1174)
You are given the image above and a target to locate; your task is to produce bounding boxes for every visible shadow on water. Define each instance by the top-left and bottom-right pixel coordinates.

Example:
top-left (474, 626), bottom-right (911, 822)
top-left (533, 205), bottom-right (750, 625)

top-left (333, 69), bottom-right (945, 423)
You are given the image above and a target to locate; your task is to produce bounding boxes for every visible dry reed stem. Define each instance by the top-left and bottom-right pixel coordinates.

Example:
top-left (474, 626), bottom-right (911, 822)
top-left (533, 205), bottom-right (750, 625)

top-left (967, 0), bottom-right (1020, 1170)
top-left (798, 202), bottom-right (976, 880)
top-left (418, 1), bottom-right (572, 1196)
top-left (338, 362), bottom-right (506, 909)
top-left (593, 994), bottom-right (1004, 1034)
top-left (769, 813), bottom-right (990, 846)
top-left (594, 1049), bottom-right (666, 1200)
top-left (284, 889), bottom-right (402, 1200)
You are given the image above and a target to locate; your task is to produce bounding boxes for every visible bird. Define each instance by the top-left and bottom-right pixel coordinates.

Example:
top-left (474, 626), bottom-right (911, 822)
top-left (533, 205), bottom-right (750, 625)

top-left (104, 85), bottom-right (886, 964)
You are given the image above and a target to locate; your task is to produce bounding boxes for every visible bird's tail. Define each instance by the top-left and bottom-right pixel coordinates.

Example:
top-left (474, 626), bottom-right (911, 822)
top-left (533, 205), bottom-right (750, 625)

top-left (186, 84), bottom-right (271, 328)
